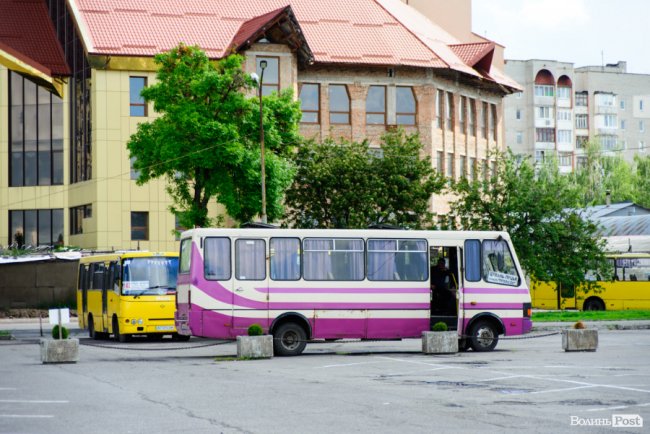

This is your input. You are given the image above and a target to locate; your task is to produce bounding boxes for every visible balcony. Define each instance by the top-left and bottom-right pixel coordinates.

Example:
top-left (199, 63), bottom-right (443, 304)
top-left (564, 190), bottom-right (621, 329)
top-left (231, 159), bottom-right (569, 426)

top-left (557, 97), bottom-right (572, 108)
top-left (534, 95), bottom-right (555, 106)
top-left (535, 118), bottom-right (555, 128)
top-left (595, 105), bottom-right (617, 115)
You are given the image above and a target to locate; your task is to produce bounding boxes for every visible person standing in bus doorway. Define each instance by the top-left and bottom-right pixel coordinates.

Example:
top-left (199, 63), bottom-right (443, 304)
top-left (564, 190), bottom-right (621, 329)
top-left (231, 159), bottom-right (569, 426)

top-left (431, 258), bottom-right (455, 314)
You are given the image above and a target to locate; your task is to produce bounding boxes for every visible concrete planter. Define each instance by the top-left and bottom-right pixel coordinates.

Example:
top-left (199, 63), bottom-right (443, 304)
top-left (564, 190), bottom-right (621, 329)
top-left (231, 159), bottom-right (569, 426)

top-left (422, 331), bottom-right (458, 354)
top-left (562, 329), bottom-right (598, 352)
top-left (40, 338), bottom-right (79, 363)
top-left (237, 335), bottom-right (273, 359)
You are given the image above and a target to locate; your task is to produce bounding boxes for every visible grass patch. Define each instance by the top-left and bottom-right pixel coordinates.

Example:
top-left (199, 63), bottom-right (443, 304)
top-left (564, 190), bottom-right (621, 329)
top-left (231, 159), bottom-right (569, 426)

top-left (533, 310), bottom-right (650, 322)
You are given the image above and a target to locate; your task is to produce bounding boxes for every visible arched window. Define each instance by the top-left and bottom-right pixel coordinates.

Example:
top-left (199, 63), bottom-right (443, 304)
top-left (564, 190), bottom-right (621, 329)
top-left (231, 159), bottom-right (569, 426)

top-left (557, 75), bottom-right (573, 101)
top-left (534, 69), bottom-right (555, 97)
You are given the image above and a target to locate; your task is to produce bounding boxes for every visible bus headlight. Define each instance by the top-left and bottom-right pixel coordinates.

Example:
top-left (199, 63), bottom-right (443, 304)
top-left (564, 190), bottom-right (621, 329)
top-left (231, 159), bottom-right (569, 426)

top-left (138, 319), bottom-right (144, 325)
top-left (131, 319), bottom-right (137, 325)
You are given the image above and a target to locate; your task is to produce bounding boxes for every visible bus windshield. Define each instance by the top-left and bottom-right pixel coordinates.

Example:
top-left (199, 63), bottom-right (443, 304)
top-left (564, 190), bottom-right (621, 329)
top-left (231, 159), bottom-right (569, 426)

top-left (122, 257), bottom-right (179, 296)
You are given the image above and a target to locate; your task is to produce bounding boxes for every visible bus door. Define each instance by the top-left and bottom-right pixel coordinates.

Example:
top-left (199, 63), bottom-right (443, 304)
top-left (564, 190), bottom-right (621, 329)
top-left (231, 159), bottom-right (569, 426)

top-left (99, 263), bottom-right (109, 332)
top-left (104, 261), bottom-right (119, 330)
top-left (231, 238), bottom-right (269, 336)
top-left (78, 264), bottom-right (89, 328)
top-left (429, 245), bottom-right (461, 330)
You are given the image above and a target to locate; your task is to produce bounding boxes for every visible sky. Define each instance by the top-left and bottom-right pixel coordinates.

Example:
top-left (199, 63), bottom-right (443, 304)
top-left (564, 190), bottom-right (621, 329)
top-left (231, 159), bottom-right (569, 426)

top-left (472, 0), bottom-right (650, 74)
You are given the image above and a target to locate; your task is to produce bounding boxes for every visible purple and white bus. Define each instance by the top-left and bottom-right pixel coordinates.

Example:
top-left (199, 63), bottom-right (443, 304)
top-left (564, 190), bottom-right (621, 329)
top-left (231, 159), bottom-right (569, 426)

top-left (175, 228), bottom-right (532, 356)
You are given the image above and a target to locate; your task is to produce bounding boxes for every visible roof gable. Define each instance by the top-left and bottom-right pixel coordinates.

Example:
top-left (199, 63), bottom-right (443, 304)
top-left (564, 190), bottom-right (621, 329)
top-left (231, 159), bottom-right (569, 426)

top-left (0, 0), bottom-right (69, 77)
top-left (231, 5), bottom-right (313, 66)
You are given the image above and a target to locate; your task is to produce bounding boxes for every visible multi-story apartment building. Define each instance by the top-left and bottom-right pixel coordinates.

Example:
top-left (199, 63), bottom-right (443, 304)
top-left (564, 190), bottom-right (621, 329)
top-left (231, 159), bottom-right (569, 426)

top-left (505, 59), bottom-right (650, 171)
top-left (0, 0), bottom-right (518, 250)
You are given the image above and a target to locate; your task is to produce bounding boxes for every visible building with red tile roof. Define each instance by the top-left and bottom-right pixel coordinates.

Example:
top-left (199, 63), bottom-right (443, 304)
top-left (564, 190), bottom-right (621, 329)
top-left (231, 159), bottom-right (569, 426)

top-left (1, 0), bottom-right (519, 250)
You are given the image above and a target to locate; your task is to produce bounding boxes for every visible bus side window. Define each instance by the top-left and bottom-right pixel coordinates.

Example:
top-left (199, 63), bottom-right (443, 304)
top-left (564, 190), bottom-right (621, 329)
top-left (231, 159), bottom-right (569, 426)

top-left (464, 239), bottom-right (481, 282)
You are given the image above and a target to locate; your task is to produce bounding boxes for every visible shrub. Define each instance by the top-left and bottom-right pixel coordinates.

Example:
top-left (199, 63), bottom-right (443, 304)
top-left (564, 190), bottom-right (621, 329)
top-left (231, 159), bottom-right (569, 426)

top-left (52, 325), bottom-right (69, 339)
top-left (432, 321), bottom-right (448, 332)
top-left (247, 324), bottom-right (263, 336)
top-left (573, 320), bottom-right (586, 330)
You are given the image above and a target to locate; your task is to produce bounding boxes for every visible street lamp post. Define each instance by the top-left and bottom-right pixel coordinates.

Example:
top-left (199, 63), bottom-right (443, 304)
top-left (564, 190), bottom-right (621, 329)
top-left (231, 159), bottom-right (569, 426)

top-left (258, 60), bottom-right (268, 224)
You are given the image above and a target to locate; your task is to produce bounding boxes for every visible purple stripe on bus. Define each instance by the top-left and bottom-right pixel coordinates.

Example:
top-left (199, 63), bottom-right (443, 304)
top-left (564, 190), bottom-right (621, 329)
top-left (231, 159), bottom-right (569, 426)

top-left (461, 303), bottom-right (525, 310)
top-left (463, 288), bottom-right (530, 295)
top-left (188, 243), bottom-right (429, 310)
top-left (259, 287), bottom-right (430, 294)
top-left (187, 307), bottom-right (432, 340)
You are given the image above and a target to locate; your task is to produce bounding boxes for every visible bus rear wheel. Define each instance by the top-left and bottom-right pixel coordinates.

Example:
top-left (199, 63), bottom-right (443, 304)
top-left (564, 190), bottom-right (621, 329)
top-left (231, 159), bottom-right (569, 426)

top-left (88, 316), bottom-right (98, 340)
top-left (113, 317), bottom-right (129, 343)
top-left (583, 298), bottom-right (605, 311)
top-left (469, 319), bottom-right (499, 352)
top-left (273, 322), bottom-right (307, 356)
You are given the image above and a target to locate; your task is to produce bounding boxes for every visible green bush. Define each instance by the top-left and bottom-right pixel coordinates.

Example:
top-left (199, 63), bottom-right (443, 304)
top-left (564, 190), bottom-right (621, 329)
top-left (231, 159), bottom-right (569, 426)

top-left (432, 321), bottom-right (448, 332)
top-left (247, 324), bottom-right (263, 336)
top-left (52, 325), bottom-right (69, 339)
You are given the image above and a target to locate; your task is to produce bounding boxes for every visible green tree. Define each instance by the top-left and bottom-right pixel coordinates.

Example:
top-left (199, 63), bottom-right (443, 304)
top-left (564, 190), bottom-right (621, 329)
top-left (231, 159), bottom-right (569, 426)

top-left (284, 130), bottom-right (445, 229)
top-left (450, 151), bottom-right (610, 307)
top-left (633, 155), bottom-right (650, 208)
top-left (127, 44), bottom-right (301, 228)
top-left (573, 141), bottom-right (636, 206)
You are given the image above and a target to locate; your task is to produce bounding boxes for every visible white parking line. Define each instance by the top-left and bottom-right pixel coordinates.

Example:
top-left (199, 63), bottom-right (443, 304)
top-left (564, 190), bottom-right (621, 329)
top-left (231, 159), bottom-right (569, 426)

top-left (0, 415), bottom-right (54, 418)
top-left (587, 402), bottom-right (650, 413)
top-left (527, 385), bottom-right (598, 395)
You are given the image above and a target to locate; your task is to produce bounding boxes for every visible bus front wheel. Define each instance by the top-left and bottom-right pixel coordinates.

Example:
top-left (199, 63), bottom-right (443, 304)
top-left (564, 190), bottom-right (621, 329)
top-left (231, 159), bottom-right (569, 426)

top-left (273, 322), bottom-right (307, 356)
top-left (113, 317), bottom-right (129, 343)
top-left (469, 319), bottom-right (499, 352)
top-left (583, 298), bottom-right (605, 311)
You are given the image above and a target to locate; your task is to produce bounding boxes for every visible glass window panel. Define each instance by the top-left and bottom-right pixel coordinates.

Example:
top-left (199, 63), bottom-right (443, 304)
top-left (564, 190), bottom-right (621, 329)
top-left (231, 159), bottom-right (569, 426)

top-left (11, 105), bottom-right (23, 144)
top-left (482, 240), bottom-right (520, 286)
top-left (301, 112), bottom-right (318, 123)
top-left (396, 115), bottom-right (415, 125)
top-left (366, 113), bottom-right (385, 125)
top-left (303, 238), bottom-right (364, 281)
top-left (330, 113), bottom-right (350, 124)
top-left (299, 84), bottom-right (319, 111)
top-left (366, 86), bottom-right (386, 113)
top-left (235, 239), bottom-right (266, 281)
top-left (38, 210), bottom-right (52, 246)
top-left (204, 238), bottom-right (231, 280)
top-left (52, 151), bottom-right (63, 185)
top-left (52, 209), bottom-right (63, 246)
top-left (11, 153), bottom-right (23, 187)
top-left (38, 151), bottom-right (51, 185)
top-left (257, 57), bottom-right (279, 96)
top-left (270, 238), bottom-right (301, 281)
top-left (24, 210), bottom-right (37, 247)
top-left (9, 211), bottom-right (24, 246)
top-left (179, 238), bottom-right (192, 274)
top-left (464, 240), bottom-right (481, 282)
top-left (396, 86), bottom-right (416, 114)
top-left (52, 97), bottom-right (63, 147)
top-left (129, 77), bottom-right (146, 104)
top-left (368, 239), bottom-right (427, 281)
top-left (24, 152), bottom-right (37, 186)
top-left (10, 72), bottom-right (22, 107)
top-left (329, 85), bottom-right (350, 112)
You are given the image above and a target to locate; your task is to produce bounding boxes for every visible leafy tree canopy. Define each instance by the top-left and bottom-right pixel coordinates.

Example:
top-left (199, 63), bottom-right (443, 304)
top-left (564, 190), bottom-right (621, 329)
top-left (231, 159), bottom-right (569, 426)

top-left (450, 151), bottom-right (611, 295)
top-left (572, 141), bottom-right (636, 206)
top-left (127, 44), bottom-right (302, 228)
top-left (284, 130), bottom-right (445, 229)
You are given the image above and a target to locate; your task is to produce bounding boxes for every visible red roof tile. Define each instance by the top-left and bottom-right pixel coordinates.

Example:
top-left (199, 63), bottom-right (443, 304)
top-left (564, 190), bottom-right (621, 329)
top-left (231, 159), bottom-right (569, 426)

top-left (69, 0), bottom-right (517, 90)
top-left (0, 0), bottom-right (69, 76)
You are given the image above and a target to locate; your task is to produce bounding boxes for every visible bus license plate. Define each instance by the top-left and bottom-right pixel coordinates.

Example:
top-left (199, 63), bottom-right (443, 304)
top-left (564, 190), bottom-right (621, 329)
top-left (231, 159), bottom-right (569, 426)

top-left (156, 326), bottom-right (174, 331)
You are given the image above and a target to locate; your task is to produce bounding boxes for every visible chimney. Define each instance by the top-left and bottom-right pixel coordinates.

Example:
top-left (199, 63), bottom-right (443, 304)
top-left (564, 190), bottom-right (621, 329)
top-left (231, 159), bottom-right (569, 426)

top-left (605, 190), bottom-right (611, 206)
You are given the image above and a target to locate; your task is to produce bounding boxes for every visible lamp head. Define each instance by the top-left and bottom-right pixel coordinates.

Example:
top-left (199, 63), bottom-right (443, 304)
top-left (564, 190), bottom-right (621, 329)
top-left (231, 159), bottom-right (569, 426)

top-left (260, 59), bottom-right (268, 70)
